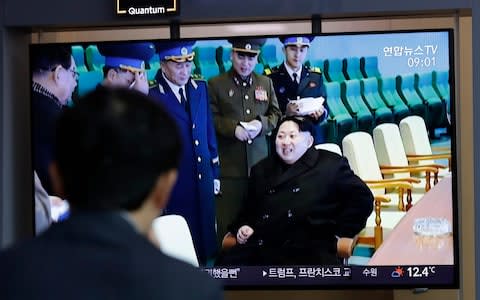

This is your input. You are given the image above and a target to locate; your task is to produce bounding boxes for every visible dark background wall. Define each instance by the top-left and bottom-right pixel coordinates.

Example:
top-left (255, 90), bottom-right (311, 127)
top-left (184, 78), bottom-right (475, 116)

top-left (2, 0), bottom-right (473, 27)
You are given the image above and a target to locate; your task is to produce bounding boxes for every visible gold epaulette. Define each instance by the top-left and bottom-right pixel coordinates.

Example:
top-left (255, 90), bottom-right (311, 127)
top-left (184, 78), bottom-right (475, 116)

top-left (148, 79), bottom-right (158, 88)
top-left (191, 73), bottom-right (205, 81)
top-left (264, 68), bottom-right (272, 75)
top-left (309, 66), bottom-right (322, 74)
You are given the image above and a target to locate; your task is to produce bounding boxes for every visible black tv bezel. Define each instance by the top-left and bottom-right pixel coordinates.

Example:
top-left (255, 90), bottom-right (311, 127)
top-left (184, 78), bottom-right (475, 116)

top-left (28, 27), bottom-right (459, 290)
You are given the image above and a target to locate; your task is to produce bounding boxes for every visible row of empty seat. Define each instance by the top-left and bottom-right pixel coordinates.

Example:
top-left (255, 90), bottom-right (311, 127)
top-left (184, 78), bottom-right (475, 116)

top-left (323, 70), bottom-right (450, 145)
top-left (311, 117), bottom-right (450, 264)
top-left (317, 115), bottom-right (451, 264)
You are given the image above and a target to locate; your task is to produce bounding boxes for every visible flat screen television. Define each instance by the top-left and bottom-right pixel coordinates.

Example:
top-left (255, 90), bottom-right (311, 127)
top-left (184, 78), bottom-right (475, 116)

top-left (30, 28), bottom-right (458, 289)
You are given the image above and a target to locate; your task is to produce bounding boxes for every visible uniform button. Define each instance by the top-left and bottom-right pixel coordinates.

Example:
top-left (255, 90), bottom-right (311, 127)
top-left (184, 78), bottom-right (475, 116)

top-left (262, 214), bottom-right (269, 220)
top-left (197, 156), bottom-right (202, 162)
top-left (268, 189), bottom-right (275, 194)
top-left (243, 82), bottom-right (247, 87)
top-left (247, 139), bottom-right (252, 144)
top-left (258, 239), bottom-right (264, 246)
top-left (195, 140), bottom-right (199, 146)
top-left (287, 210), bottom-right (293, 218)
top-left (292, 187), bottom-right (300, 193)
top-left (244, 95), bottom-right (249, 100)
top-left (246, 109), bottom-right (251, 114)
top-left (198, 174), bottom-right (202, 179)
top-left (192, 124), bottom-right (196, 129)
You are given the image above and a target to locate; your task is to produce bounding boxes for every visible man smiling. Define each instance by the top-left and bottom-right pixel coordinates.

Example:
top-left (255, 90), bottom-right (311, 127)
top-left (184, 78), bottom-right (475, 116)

top-left (216, 116), bottom-right (373, 266)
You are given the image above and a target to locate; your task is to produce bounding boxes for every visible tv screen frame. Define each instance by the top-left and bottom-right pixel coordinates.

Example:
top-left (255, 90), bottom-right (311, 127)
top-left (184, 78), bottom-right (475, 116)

top-left (29, 27), bottom-right (459, 290)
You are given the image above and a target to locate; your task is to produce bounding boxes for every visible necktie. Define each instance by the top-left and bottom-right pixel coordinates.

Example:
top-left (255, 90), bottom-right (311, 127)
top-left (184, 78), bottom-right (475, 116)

top-left (292, 73), bottom-right (299, 90)
top-left (179, 87), bottom-right (188, 111)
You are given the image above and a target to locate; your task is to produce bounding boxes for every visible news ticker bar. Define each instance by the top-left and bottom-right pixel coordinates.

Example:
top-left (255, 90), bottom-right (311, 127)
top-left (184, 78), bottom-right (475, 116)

top-left (203, 265), bottom-right (456, 286)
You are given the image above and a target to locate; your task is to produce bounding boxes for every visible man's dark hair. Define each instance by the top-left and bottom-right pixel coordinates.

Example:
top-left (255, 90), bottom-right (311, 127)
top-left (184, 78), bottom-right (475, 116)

top-left (31, 45), bottom-right (73, 73)
top-left (276, 116), bottom-right (315, 136)
top-left (54, 87), bottom-right (182, 211)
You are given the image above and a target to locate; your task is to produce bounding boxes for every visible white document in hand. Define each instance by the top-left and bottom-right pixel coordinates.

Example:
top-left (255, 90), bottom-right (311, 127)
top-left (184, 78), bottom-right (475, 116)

top-left (290, 96), bottom-right (325, 116)
top-left (239, 121), bottom-right (258, 132)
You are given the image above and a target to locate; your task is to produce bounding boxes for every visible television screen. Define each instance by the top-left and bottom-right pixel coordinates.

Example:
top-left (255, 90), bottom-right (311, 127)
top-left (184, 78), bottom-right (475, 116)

top-left (30, 28), bottom-right (458, 289)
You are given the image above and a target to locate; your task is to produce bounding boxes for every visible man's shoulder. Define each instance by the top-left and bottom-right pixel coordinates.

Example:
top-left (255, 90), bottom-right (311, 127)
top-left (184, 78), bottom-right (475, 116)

top-left (190, 77), bottom-right (207, 90)
top-left (313, 148), bottom-right (347, 170)
top-left (208, 72), bottom-right (230, 85)
top-left (253, 72), bottom-right (274, 86)
top-left (264, 64), bottom-right (282, 76)
top-left (0, 247), bottom-right (222, 300)
top-left (0, 226), bottom-right (222, 300)
top-left (305, 66), bottom-right (323, 78)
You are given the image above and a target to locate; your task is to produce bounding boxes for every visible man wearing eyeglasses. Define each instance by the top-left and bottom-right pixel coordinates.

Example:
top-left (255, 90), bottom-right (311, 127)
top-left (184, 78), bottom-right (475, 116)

top-left (31, 44), bottom-right (78, 194)
top-left (149, 41), bottom-right (220, 266)
top-left (97, 42), bottom-right (155, 95)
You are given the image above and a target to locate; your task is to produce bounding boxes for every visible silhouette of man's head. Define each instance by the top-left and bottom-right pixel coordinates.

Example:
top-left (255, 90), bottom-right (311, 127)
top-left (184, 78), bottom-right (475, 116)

top-left (52, 87), bottom-right (182, 212)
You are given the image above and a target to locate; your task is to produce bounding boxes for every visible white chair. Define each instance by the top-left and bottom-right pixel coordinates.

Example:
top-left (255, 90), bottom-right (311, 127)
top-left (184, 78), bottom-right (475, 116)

top-left (314, 143), bottom-right (342, 155)
top-left (373, 123), bottom-right (440, 193)
top-left (342, 131), bottom-right (421, 211)
top-left (341, 132), bottom-right (414, 256)
top-left (399, 116), bottom-right (451, 177)
top-left (151, 215), bottom-right (199, 267)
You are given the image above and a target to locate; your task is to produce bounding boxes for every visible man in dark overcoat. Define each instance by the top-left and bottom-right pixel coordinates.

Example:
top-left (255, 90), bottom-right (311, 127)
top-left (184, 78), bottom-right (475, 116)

top-left (216, 116), bottom-right (373, 265)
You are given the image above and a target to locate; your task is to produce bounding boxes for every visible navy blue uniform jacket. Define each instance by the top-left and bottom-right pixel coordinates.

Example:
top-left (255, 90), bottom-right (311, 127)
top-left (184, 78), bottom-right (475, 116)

top-left (268, 64), bottom-right (328, 143)
top-left (149, 72), bottom-right (220, 263)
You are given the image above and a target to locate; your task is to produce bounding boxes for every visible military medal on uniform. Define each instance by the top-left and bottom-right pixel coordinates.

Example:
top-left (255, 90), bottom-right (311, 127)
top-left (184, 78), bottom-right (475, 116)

top-left (255, 86), bottom-right (268, 101)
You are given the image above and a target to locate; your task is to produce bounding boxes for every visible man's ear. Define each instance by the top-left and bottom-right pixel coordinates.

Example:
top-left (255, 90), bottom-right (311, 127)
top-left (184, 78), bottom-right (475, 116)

top-left (106, 68), bottom-right (117, 82)
top-left (48, 162), bottom-right (65, 198)
top-left (307, 134), bottom-right (314, 148)
top-left (52, 65), bottom-right (62, 82)
top-left (151, 169), bottom-right (178, 210)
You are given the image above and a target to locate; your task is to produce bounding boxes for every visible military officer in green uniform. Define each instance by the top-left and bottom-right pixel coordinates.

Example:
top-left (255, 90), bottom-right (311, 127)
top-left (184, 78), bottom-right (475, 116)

top-left (266, 36), bottom-right (328, 144)
top-left (208, 38), bottom-right (281, 244)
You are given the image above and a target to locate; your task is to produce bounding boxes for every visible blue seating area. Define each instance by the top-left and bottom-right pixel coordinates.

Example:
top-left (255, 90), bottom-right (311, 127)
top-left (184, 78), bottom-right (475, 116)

top-left (71, 45), bottom-right (88, 73)
top-left (259, 44), bottom-right (281, 69)
top-left (85, 45), bottom-right (105, 72)
top-left (77, 70), bottom-right (103, 98)
top-left (193, 46), bottom-right (220, 80)
top-left (215, 46), bottom-right (232, 73)
top-left (343, 57), bottom-right (363, 80)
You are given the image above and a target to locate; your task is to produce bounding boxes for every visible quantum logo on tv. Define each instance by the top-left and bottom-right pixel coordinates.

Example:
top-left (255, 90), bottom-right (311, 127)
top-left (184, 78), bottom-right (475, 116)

top-left (116, 0), bottom-right (178, 16)
top-left (128, 6), bottom-right (165, 15)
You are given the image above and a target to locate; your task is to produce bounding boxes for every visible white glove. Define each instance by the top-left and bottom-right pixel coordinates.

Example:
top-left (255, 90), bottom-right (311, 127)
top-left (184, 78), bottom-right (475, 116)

top-left (236, 225), bottom-right (254, 244)
top-left (214, 179), bottom-right (221, 195)
top-left (235, 125), bottom-right (250, 142)
top-left (247, 119), bottom-right (262, 139)
top-left (130, 71), bottom-right (149, 95)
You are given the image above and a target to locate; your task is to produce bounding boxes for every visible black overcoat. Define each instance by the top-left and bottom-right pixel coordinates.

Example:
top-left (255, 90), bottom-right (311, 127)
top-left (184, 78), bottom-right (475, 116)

top-left (218, 147), bottom-right (373, 266)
